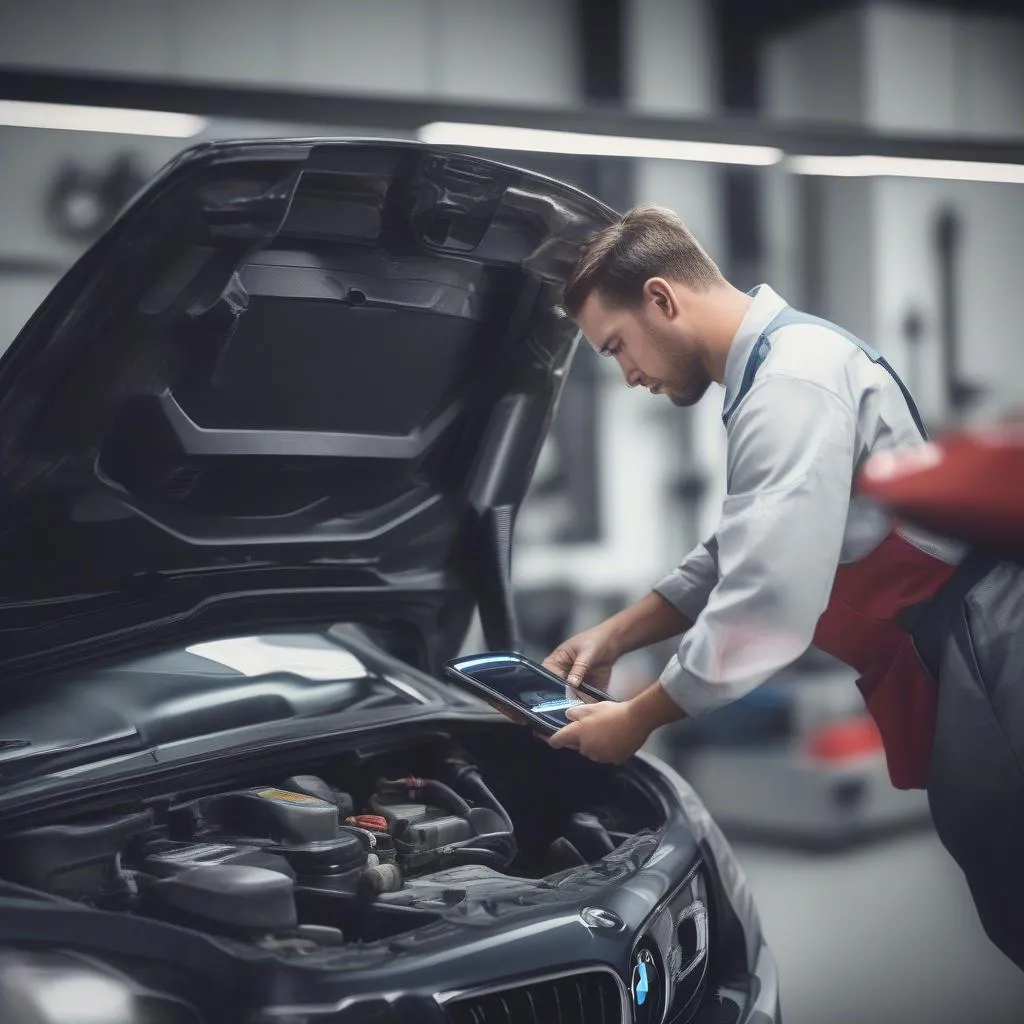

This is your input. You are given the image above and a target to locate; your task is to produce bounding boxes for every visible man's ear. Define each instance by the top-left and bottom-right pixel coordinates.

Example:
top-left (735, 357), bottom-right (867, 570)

top-left (643, 277), bottom-right (677, 319)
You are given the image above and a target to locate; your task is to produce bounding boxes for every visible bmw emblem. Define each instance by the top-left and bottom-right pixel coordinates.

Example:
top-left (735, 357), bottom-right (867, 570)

top-left (630, 946), bottom-right (663, 1023)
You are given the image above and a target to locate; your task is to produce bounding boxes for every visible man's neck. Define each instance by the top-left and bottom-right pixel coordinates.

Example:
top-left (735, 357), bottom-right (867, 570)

top-left (698, 284), bottom-right (752, 386)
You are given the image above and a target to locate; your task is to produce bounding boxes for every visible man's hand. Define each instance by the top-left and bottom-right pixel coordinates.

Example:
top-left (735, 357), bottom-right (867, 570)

top-left (547, 700), bottom-right (651, 764)
top-left (543, 593), bottom-right (693, 693)
top-left (548, 682), bottom-right (687, 764)
top-left (543, 623), bottom-right (622, 691)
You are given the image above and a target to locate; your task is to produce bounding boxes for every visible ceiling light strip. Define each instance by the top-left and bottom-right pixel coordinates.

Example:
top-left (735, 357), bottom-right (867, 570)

top-left (419, 122), bottom-right (1023, 181)
top-left (787, 154), bottom-right (1024, 184)
top-left (417, 121), bottom-right (782, 166)
top-left (0, 99), bottom-right (207, 138)
top-left (1, 98), bottom-right (1018, 182)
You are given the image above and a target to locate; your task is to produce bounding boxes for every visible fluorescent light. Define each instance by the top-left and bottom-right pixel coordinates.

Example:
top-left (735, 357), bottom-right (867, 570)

top-left (788, 153), bottom-right (1024, 184)
top-left (418, 121), bottom-right (782, 166)
top-left (418, 123), bottom-right (1021, 181)
top-left (0, 99), bottom-right (207, 138)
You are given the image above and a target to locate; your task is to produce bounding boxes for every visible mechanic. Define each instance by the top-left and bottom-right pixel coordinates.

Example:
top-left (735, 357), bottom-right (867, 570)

top-left (543, 204), bottom-right (1024, 971)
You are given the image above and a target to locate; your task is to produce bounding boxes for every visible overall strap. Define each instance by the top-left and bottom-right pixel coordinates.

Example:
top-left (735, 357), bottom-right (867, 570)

top-left (722, 306), bottom-right (927, 440)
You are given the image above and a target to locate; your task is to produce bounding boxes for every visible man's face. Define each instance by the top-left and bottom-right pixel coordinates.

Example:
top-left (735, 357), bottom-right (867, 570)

top-left (574, 286), bottom-right (711, 408)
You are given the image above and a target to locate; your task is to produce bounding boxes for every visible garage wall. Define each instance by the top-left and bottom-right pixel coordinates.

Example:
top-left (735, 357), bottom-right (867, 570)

top-left (864, 5), bottom-right (1024, 138)
top-left (762, 7), bottom-right (868, 128)
top-left (511, 0), bottom-right (726, 604)
top-left (0, 128), bottom-right (171, 350)
top-left (761, 1), bottom-right (1024, 424)
top-left (0, 0), bottom-right (582, 104)
top-left (865, 5), bottom-right (1024, 417)
top-left (628, 0), bottom-right (728, 577)
top-left (873, 178), bottom-right (1024, 418)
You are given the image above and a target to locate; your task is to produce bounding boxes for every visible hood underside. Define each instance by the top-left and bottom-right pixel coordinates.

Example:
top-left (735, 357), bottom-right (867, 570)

top-left (0, 139), bottom-right (615, 683)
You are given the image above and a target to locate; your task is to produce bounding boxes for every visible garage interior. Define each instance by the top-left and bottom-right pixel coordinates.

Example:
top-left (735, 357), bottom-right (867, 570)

top-left (0, 2), bottom-right (1022, 1022)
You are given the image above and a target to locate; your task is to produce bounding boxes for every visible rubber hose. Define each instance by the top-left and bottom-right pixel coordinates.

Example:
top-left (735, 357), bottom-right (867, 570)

top-left (453, 768), bottom-right (515, 835)
top-left (378, 777), bottom-right (473, 819)
top-left (451, 831), bottom-right (516, 865)
top-left (445, 847), bottom-right (508, 870)
top-left (446, 763), bottom-right (517, 863)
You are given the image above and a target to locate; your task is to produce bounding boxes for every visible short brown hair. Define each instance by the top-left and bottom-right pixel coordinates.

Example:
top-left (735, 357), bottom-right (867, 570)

top-left (562, 204), bottom-right (723, 318)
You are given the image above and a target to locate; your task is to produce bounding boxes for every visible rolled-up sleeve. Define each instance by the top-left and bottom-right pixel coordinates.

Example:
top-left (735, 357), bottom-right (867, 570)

top-left (654, 542), bottom-right (718, 623)
top-left (659, 374), bottom-right (857, 716)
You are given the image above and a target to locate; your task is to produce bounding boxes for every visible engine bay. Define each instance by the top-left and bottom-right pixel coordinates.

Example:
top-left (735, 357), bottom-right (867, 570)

top-left (0, 733), bottom-right (664, 954)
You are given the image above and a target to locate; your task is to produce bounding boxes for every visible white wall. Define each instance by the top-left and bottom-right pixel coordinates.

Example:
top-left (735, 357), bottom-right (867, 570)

top-left (865, 5), bottom-right (1024, 137)
top-left (432, 0), bottom-right (580, 106)
top-left (762, 7), bottom-right (867, 127)
top-left (0, 127), bottom-right (178, 350)
top-left (515, 380), bottom-right (680, 592)
top-left (761, 1), bottom-right (1024, 424)
top-left (764, 3), bottom-right (1024, 139)
top-left (817, 180), bottom-right (877, 345)
top-left (0, 0), bottom-right (582, 105)
top-left (512, 0), bottom-right (727, 605)
top-left (624, 0), bottom-right (716, 118)
top-left (627, 0), bottom-right (730, 576)
top-left (863, 5), bottom-right (959, 135)
top-left (862, 5), bottom-right (1024, 419)
top-left (873, 178), bottom-right (1024, 420)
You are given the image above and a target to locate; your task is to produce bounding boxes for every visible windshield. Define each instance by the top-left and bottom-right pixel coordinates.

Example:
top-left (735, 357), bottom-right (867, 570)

top-left (0, 629), bottom-right (430, 778)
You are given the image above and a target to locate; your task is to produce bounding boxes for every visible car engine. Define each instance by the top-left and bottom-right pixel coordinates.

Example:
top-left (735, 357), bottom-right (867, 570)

top-left (0, 748), bottom-right (647, 954)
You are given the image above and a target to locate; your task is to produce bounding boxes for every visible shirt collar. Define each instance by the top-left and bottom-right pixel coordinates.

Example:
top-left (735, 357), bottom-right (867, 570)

top-left (722, 283), bottom-right (788, 411)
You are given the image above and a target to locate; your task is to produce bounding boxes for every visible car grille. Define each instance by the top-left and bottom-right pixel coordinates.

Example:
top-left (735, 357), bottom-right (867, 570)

top-left (442, 969), bottom-right (624, 1024)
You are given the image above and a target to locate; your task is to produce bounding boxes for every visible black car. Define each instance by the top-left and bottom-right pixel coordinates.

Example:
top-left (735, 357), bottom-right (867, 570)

top-left (0, 139), bottom-right (779, 1024)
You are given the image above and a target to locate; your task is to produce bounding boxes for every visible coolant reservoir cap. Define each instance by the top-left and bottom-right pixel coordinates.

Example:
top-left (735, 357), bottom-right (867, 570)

top-left (256, 788), bottom-right (332, 806)
top-left (209, 788), bottom-right (339, 844)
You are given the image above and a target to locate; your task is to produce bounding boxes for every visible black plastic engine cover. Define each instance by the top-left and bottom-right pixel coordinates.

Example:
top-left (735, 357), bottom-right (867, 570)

top-left (266, 832), bottom-right (367, 876)
top-left (141, 864), bottom-right (298, 935)
top-left (0, 810), bottom-right (153, 900)
top-left (140, 839), bottom-right (297, 880)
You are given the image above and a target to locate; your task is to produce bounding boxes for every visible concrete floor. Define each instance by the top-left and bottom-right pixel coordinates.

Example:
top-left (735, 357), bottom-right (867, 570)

top-left (732, 827), bottom-right (1024, 1024)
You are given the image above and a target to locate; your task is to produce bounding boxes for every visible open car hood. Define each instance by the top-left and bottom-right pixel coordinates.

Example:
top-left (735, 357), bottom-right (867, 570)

top-left (0, 139), bottom-right (615, 683)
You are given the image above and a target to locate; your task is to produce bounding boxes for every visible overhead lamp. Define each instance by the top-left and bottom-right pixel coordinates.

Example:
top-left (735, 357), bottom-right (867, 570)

top-left (0, 99), bottom-right (207, 138)
top-left (787, 154), bottom-right (1024, 185)
top-left (418, 121), bottom-right (783, 166)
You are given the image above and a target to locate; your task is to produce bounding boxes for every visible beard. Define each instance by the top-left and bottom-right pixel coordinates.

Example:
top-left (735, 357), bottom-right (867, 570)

top-left (634, 313), bottom-right (712, 407)
top-left (668, 388), bottom-right (707, 407)
top-left (663, 342), bottom-right (711, 407)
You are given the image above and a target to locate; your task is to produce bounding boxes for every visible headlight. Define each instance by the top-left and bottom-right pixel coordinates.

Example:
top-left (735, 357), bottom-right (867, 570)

top-left (629, 868), bottom-right (710, 1024)
top-left (0, 949), bottom-right (201, 1024)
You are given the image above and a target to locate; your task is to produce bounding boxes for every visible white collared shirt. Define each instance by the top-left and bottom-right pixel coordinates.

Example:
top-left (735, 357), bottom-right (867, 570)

top-left (653, 284), bottom-right (963, 715)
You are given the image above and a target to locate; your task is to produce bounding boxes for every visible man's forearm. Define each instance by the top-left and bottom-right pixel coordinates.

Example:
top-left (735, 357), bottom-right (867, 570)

top-left (605, 591), bottom-right (692, 655)
top-left (628, 678), bottom-right (688, 731)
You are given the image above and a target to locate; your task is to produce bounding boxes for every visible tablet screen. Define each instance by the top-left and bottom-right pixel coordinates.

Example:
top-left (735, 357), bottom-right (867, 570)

top-left (449, 654), bottom-right (589, 730)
